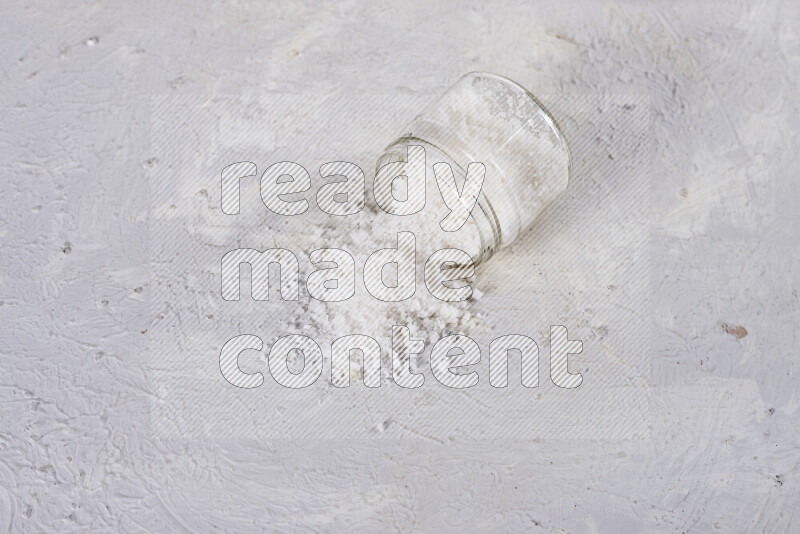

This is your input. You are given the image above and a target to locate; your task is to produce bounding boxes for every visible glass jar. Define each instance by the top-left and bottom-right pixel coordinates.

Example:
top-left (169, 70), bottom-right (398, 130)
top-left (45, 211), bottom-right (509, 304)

top-left (376, 72), bottom-right (572, 265)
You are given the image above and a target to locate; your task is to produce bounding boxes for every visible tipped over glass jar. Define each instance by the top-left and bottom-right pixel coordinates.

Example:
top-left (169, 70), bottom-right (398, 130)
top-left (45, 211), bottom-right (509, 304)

top-left (376, 72), bottom-right (572, 266)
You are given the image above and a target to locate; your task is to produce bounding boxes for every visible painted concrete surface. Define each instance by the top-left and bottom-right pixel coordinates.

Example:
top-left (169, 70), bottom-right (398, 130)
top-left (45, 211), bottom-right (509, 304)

top-left (1, 0), bottom-right (799, 532)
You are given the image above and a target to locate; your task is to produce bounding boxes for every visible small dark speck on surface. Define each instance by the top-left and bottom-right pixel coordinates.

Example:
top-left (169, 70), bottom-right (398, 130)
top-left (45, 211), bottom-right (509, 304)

top-left (62, 242), bottom-right (71, 254)
top-left (722, 323), bottom-right (748, 339)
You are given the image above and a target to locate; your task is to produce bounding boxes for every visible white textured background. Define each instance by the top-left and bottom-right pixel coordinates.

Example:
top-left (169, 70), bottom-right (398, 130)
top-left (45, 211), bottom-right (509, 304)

top-left (1, 0), bottom-right (799, 532)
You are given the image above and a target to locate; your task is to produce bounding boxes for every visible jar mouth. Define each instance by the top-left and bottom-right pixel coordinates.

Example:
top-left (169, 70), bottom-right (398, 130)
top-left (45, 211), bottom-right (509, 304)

top-left (379, 136), bottom-right (502, 267)
top-left (461, 72), bottom-right (573, 188)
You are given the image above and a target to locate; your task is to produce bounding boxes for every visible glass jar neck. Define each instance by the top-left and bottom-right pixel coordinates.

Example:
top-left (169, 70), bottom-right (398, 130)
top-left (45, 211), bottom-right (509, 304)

top-left (376, 137), bottom-right (503, 266)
